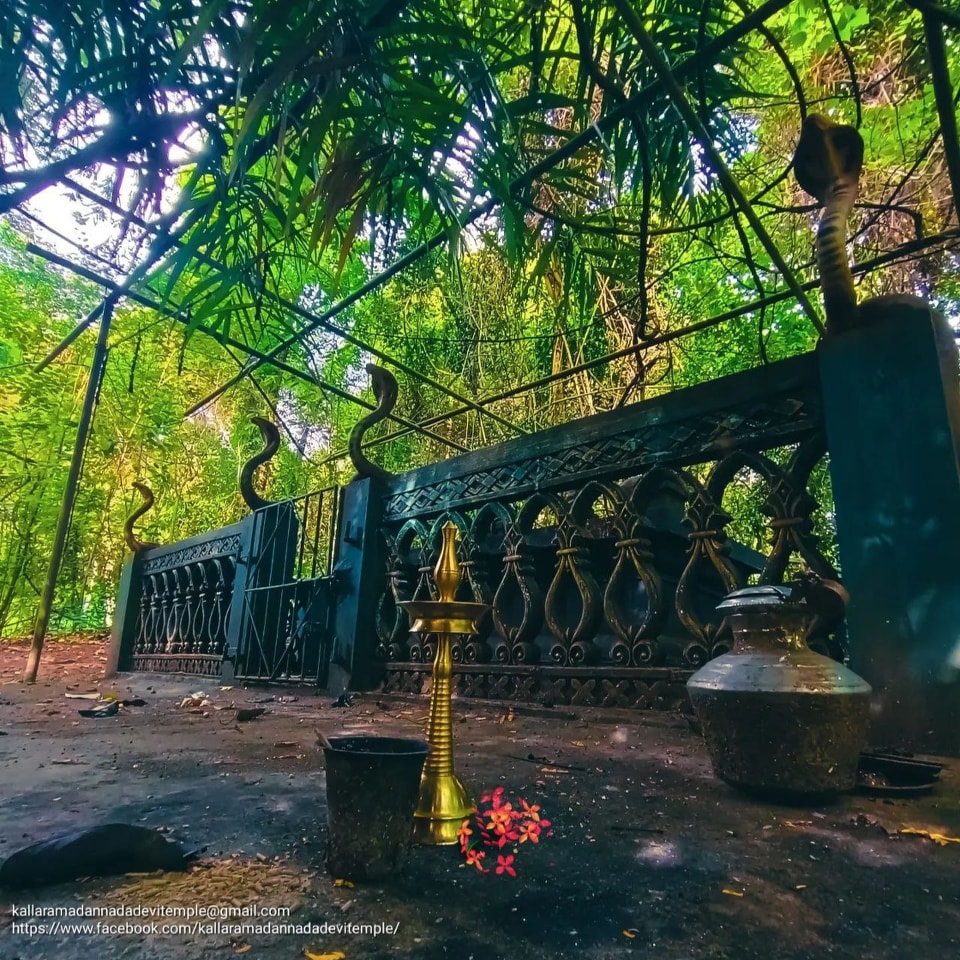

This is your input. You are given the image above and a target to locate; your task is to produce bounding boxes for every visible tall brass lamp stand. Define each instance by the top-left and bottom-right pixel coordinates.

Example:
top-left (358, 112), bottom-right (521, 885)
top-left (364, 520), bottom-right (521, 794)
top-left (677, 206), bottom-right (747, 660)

top-left (399, 523), bottom-right (489, 845)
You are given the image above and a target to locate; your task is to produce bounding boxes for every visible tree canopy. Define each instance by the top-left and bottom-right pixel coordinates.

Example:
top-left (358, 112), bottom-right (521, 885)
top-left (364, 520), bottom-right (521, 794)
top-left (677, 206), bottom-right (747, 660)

top-left (0, 0), bottom-right (957, 634)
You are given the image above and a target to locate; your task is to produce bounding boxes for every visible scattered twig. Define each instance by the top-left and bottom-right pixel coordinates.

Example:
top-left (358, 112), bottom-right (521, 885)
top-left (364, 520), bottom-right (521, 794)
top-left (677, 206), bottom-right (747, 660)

top-left (507, 753), bottom-right (588, 772)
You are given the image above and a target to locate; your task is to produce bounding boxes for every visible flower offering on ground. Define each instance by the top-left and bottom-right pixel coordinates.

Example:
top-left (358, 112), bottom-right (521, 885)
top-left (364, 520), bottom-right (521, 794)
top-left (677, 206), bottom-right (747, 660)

top-left (457, 787), bottom-right (553, 875)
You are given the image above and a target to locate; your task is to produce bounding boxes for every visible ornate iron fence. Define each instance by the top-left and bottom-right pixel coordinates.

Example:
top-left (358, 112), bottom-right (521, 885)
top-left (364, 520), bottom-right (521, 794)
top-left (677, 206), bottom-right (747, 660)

top-left (129, 524), bottom-right (243, 676)
top-left (114, 352), bottom-right (837, 705)
top-left (113, 447), bottom-right (341, 682)
top-left (109, 309), bottom-right (960, 752)
top-left (369, 352), bottom-right (839, 709)
top-left (231, 486), bottom-right (342, 684)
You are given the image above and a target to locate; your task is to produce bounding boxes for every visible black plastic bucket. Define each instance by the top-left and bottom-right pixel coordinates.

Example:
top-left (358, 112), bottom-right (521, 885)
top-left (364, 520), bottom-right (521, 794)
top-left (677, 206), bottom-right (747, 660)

top-left (322, 736), bottom-right (429, 881)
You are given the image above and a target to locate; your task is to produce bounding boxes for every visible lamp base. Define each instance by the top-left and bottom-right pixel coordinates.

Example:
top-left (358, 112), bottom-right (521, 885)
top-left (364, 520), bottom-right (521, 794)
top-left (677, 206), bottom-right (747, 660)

top-left (413, 772), bottom-right (473, 845)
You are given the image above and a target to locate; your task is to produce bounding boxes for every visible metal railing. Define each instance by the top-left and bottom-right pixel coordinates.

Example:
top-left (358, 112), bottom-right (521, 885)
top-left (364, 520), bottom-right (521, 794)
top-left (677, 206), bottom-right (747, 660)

top-left (123, 486), bottom-right (341, 682)
top-left (233, 486), bottom-right (342, 684)
top-left (373, 352), bottom-right (839, 708)
top-left (130, 523), bottom-right (244, 676)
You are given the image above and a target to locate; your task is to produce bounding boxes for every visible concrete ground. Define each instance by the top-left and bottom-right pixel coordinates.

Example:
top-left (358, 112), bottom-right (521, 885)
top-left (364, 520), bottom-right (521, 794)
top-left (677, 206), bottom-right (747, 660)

top-left (1, 638), bottom-right (959, 960)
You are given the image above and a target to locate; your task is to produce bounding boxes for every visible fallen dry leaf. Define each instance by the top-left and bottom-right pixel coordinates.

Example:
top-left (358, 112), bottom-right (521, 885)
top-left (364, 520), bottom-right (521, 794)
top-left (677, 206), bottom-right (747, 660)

top-left (304, 951), bottom-right (346, 960)
top-left (722, 889), bottom-right (744, 897)
top-left (900, 827), bottom-right (960, 846)
top-left (236, 707), bottom-right (267, 722)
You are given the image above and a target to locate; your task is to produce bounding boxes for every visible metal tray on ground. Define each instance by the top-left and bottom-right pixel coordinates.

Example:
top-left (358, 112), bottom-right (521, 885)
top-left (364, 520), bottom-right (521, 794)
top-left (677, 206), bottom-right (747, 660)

top-left (856, 751), bottom-right (944, 797)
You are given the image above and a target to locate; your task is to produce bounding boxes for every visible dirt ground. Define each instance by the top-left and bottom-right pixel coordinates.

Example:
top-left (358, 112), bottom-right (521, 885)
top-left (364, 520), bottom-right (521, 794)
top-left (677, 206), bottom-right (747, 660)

top-left (1, 638), bottom-right (959, 960)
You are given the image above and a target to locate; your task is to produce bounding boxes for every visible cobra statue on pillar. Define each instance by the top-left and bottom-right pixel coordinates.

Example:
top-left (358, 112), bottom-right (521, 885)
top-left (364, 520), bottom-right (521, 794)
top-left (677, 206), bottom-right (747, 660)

top-left (792, 114), bottom-right (935, 332)
top-left (240, 416), bottom-right (282, 511)
top-left (349, 364), bottom-right (398, 483)
top-left (124, 482), bottom-right (160, 553)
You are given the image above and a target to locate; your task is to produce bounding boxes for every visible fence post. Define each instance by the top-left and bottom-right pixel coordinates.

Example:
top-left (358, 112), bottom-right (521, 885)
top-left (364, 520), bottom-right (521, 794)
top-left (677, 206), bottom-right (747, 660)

top-left (819, 304), bottom-right (960, 755)
top-left (329, 477), bottom-right (384, 693)
top-left (106, 553), bottom-right (142, 676)
top-left (222, 514), bottom-right (256, 682)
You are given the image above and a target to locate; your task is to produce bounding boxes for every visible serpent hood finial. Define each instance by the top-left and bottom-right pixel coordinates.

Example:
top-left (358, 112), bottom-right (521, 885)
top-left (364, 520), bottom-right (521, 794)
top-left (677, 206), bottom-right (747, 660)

top-left (240, 417), bottom-right (281, 511)
top-left (792, 114), bottom-right (865, 333)
top-left (124, 482), bottom-right (160, 553)
top-left (349, 364), bottom-right (398, 483)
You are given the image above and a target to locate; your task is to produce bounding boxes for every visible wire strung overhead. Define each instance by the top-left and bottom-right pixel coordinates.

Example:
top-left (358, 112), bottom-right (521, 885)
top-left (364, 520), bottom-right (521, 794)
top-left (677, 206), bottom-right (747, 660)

top-left (3, 0), bottom-right (958, 469)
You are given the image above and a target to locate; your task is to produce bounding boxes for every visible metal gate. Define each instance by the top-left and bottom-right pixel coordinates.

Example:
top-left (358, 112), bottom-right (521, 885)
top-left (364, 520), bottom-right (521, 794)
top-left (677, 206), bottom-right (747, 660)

top-left (232, 486), bottom-right (342, 684)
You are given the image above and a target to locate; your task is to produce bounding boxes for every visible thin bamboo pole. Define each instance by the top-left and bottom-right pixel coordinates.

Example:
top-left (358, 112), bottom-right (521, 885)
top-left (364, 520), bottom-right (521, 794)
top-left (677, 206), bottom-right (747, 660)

top-left (920, 9), bottom-right (960, 228)
top-left (24, 299), bottom-right (115, 683)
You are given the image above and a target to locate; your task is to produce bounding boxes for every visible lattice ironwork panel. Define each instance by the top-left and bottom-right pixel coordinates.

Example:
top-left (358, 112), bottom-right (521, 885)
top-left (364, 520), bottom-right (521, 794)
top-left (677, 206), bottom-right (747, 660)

top-left (131, 654), bottom-right (223, 676)
top-left (382, 664), bottom-right (691, 710)
top-left (375, 353), bottom-right (844, 694)
top-left (383, 355), bottom-right (822, 520)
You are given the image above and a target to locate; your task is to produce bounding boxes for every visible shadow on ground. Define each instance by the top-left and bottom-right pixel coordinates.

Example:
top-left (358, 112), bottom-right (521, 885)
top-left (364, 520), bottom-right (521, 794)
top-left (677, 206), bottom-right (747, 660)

top-left (1, 639), bottom-right (959, 959)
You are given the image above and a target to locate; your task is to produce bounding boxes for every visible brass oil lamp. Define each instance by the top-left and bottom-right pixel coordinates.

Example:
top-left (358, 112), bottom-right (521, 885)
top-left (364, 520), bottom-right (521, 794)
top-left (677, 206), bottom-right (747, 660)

top-left (399, 522), bottom-right (488, 844)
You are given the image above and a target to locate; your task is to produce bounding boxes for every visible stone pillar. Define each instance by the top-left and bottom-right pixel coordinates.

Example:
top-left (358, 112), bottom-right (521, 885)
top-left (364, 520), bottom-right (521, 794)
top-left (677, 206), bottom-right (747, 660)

top-left (329, 477), bottom-right (385, 693)
top-left (106, 554), bottom-right (142, 676)
top-left (819, 303), bottom-right (960, 756)
top-left (224, 514), bottom-right (256, 669)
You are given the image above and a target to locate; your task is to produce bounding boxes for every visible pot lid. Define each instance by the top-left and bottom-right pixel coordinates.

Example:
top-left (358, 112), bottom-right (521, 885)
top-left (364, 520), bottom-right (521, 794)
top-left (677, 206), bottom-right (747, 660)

top-left (717, 575), bottom-right (849, 617)
top-left (716, 584), bottom-right (802, 613)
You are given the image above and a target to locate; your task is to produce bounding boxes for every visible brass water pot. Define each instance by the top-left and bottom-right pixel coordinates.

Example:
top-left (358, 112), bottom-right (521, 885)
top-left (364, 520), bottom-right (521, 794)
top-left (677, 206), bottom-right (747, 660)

top-left (686, 583), bottom-right (871, 796)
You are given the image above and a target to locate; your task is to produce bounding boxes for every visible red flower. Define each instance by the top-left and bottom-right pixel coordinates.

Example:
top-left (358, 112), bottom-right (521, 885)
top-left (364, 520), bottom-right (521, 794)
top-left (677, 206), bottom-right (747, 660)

top-left (495, 828), bottom-right (519, 848)
top-left (519, 799), bottom-right (542, 820)
top-left (485, 806), bottom-right (514, 833)
top-left (460, 788), bottom-right (553, 876)
top-left (518, 820), bottom-right (542, 844)
top-left (480, 786), bottom-right (506, 809)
